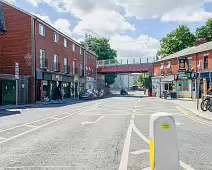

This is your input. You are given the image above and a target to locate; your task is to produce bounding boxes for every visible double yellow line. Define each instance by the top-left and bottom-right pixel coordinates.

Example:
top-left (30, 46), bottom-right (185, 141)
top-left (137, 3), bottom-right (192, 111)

top-left (176, 106), bottom-right (212, 126)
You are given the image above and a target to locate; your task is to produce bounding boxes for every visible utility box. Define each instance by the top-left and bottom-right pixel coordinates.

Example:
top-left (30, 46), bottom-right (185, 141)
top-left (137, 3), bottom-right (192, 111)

top-left (149, 112), bottom-right (179, 170)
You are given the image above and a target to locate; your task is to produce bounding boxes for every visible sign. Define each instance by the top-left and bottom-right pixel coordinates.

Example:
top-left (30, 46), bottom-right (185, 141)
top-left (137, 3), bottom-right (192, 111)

top-left (22, 84), bottom-right (25, 88)
top-left (74, 75), bottom-right (78, 82)
top-left (15, 62), bottom-right (19, 79)
top-left (87, 77), bottom-right (94, 82)
top-left (52, 74), bottom-right (62, 81)
top-left (149, 112), bottom-right (179, 170)
top-left (178, 57), bottom-right (186, 71)
top-left (176, 73), bottom-right (191, 80)
top-left (0, 2), bottom-right (6, 35)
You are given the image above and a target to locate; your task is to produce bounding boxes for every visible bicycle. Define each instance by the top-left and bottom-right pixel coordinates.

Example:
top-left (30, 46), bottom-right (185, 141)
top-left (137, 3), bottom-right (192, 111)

top-left (201, 97), bottom-right (212, 112)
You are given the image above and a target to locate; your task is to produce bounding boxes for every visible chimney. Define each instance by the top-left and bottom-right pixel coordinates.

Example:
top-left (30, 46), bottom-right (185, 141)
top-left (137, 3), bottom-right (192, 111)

top-left (195, 38), bottom-right (207, 46)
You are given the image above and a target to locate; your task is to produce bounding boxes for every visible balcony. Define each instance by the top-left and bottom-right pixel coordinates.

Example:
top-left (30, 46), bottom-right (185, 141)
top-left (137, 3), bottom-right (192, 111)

top-left (80, 70), bottom-right (84, 77)
top-left (51, 62), bottom-right (60, 72)
top-left (73, 68), bottom-right (78, 75)
top-left (64, 65), bottom-right (70, 74)
top-left (40, 57), bottom-right (48, 70)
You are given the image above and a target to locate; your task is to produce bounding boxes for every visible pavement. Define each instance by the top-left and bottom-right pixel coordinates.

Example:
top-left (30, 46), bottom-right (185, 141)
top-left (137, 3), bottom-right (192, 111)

top-left (158, 97), bottom-right (212, 121)
top-left (0, 91), bottom-right (212, 169)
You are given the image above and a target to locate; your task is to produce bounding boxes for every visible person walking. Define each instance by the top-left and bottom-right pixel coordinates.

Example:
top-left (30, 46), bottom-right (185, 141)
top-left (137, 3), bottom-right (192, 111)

top-left (61, 87), bottom-right (65, 100)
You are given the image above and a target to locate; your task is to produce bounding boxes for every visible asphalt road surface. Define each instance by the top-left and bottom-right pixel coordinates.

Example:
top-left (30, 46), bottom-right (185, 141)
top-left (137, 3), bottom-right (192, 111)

top-left (0, 91), bottom-right (212, 170)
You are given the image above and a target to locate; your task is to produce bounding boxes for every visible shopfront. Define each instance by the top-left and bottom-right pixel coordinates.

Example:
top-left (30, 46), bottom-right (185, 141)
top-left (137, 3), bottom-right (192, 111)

top-left (62, 75), bottom-right (73, 99)
top-left (152, 76), bottom-right (174, 97)
top-left (174, 73), bottom-right (196, 98)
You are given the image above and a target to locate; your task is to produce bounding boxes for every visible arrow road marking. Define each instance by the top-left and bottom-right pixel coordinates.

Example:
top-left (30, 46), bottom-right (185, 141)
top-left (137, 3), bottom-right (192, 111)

top-left (80, 116), bottom-right (104, 126)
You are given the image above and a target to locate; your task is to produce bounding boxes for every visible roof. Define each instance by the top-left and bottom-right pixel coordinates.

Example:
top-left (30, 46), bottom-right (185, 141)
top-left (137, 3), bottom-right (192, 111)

top-left (156, 41), bottom-right (212, 63)
top-left (1, 0), bottom-right (98, 58)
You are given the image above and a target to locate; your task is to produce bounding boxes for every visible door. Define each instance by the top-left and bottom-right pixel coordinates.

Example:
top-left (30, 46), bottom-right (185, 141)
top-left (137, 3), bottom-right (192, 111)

top-left (36, 80), bottom-right (41, 101)
top-left (2, 80), bottom-right (16, 105)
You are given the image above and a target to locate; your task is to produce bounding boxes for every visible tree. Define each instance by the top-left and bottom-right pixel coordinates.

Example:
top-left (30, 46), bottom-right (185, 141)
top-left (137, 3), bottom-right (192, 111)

top-left (137, 74), bottom-right (152, 89)
top-left (196, 19), bottom-right (212, 41)
top-left (157, 25), bottom-right (195, 58)
top-left (81, 34), bottom-right (117, 86)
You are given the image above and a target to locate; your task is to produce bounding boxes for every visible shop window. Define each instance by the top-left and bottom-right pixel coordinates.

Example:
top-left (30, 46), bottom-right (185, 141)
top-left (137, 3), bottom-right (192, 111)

top-left (204, 55), bottom-right (208, 70)
top-left (176, 81), bottom-right (189, 92)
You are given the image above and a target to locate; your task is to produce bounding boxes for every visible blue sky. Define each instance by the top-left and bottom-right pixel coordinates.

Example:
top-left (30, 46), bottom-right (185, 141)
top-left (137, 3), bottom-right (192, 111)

top-left (5, 0), bottom-right (212, 61)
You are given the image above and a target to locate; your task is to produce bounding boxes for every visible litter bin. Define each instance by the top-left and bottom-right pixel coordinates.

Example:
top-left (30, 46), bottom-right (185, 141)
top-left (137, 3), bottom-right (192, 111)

top-left (163, 91), bottom-right (167, 99)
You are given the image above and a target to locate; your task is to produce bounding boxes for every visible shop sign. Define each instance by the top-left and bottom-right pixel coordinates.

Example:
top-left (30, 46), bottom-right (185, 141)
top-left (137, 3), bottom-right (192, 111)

top-left (74, 75), bottom-right (78, 82)
top-left (178, 57), bottom-right (186, 72)
top-left (178, 73), bottom-right (190, 80)
top-left (43, 80), bottom-right (48, 86)
top-left (52, 74), bottom-right (62, 81)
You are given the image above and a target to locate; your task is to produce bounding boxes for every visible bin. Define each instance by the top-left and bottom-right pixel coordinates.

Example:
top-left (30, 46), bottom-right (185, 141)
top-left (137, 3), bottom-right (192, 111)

top-left (170, 92), bottom-right (177, 99)
top-left (163, 91), bottom-right (167, 99)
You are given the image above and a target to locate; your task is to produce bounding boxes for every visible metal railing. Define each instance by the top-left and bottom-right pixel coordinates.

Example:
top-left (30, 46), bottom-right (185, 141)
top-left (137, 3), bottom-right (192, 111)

top-left (97, 57), bottom-right (155, 68)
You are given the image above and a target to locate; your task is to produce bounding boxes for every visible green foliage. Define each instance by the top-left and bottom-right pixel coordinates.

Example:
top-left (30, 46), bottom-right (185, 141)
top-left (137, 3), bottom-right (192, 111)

top-left (157, 25), bottom-right (195, 58)
top-left (137, 74), bottom-right (152, 89)
top-left (196, 19), bottom-right (212, 41)
top-left (81, 34), bottom-right (117, 86)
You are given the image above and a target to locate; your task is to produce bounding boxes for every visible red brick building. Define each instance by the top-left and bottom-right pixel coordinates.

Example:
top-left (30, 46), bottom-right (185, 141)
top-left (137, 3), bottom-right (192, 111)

top-left (0, 1), bottom-right (97, 104)
top-left (152, 41), bottom-right (212, 98)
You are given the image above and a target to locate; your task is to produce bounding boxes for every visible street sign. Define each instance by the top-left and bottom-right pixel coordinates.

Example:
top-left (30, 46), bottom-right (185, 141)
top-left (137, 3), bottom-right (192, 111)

top-left (15, 62), bottom-right (19, 79)
top-left (149, 112), bottom-right (179, 170)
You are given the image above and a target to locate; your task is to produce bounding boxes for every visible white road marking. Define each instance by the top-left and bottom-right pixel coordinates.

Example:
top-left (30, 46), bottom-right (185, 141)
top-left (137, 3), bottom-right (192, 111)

top-left (80, 116), bottom-right (104, 126)
top-left (0, 136), bottom-right (6, 140)
top-left (79, 104), bottom-right (100, 115)
top-left (0, 105), bottom-right (100, 145)
top-left (131, 149), bottom-right (149, 155)
top-left (141, 167), bottom-right (151, 170)
top-left (0, 104), bottom-right (101, 134)
top-left (175, 122), bottom-right (184, 126)
top-left (131, 115), bottom-right (135, 119)
top-left (118, 124), bottom-right (133, 170)
top-left (24, 125), bottom-right (37, 128)
top-left (180, 161), bottom-right (196, 170)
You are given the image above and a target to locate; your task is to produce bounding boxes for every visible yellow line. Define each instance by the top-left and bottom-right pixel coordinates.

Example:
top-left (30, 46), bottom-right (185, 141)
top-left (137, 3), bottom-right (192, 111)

top-left (175, 106), bottom-right (212, 126)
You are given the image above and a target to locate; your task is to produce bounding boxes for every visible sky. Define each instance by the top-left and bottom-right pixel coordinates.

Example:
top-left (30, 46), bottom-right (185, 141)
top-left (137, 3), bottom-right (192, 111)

top-left (4, 0), bottom-right (212, 62)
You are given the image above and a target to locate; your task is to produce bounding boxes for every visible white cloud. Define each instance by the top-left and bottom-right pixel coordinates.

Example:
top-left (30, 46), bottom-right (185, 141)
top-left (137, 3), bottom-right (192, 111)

top-left (110, 34), bottom-right (160, 62)
top-left (25, 0), bottom-right (42, 7)
top-left (34, 14), bottom-right (72, 36)
top-left (73, 9), bottom-right (135, 37)
top-left (5, 0), bottom-right (16, 3)
top-left (161, 9), bottom-right (212, 22)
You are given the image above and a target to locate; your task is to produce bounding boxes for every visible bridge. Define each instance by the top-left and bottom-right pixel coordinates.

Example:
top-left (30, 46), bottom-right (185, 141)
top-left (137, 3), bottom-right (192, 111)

top-left (97, 58), bottom-right (154, 74)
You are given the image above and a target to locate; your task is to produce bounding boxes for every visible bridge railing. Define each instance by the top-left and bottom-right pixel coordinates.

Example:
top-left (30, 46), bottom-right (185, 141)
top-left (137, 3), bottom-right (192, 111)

top-left (97, 57), bottom-right (155, 68)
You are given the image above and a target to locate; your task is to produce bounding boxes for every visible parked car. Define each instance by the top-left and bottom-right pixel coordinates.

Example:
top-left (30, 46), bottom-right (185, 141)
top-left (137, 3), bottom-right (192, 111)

top-left (120, 89), bottom-right (128, 95)
top-left (79, 89), bottom-right (97, 100)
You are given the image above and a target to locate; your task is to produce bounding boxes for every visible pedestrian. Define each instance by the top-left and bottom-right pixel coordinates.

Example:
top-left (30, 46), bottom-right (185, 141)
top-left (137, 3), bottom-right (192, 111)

top-left (207, 86), bottom-right (212, 95)
top-left (61, 87), bottom-right (65, 100)
top-left (144, 88), bottom-right (146, 95)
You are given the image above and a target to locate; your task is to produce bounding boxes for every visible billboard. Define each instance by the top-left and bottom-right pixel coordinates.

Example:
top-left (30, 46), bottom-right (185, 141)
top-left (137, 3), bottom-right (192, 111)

top-left (0, 2), bottom-right (6, 35)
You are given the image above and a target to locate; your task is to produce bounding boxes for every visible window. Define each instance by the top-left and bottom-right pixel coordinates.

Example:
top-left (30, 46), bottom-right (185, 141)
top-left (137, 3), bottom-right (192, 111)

top-left (80, 63), bottom-right (83, 76)
top-left (188, 58), bottom-right (193, 71)
top-left (54, 32), bottom-right (59, 43)
top-left (204, 55), bottom-right (208, 70)
top-left (64, 38), bottom-right (68, 48)
top-left (160, 63), bottom-right (164, 75)
top-left (40, 49), bottom-right (45, 68)
top-left (176, 81), bottom-right (189, 92)
top-left (80, 47), bottom-right (82, 55)
top-left (167, 62), bottom-right (171, 74)
top-left (73, 43), bottom-right (76, 52)
top-left (53, 55), bottom-right (59, 71)
top-left (64, 58), bottom-right (68, 73)
top-left (39, 24), bottom-right (45, 36)
top-left (54, 55), bottom-right (58, 63)
top-left (73, 61), bottom-right (76, 74)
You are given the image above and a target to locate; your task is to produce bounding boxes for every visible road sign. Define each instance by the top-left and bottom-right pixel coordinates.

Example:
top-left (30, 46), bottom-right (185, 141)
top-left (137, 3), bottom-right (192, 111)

top-left (15, 62), bottom-right (19, 79)
top-left (149, 112), bottom-right (179, 170)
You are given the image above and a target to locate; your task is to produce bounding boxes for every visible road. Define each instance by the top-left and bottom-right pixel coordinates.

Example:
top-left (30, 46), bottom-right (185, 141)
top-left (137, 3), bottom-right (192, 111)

top-left (0, 91), bottom-right (212, 170)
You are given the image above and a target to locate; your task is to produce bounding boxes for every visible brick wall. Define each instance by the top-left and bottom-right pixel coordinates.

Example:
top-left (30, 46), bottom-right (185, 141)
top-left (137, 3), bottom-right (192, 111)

top-left (0, 2), bottom-right (35, 103)
top-left (0, 3), bottom-right (32, 75)
top-left (154, 51), bottom-right (212, 76)
top-left (35, 20), bottom-right (84, 74)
